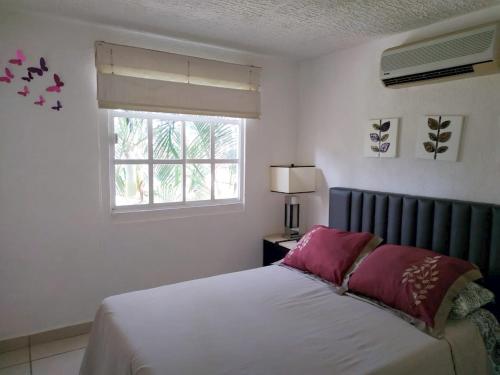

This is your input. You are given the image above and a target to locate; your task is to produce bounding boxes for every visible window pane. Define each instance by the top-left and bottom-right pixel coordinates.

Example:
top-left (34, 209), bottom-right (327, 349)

top-left (186, 163), bottom-right (211, 201)
top-left (215, 164), bottom-right (238, 199)
top-left (114, 117), bottom-right (148, 159)
top-left (185, 121), bottom-right (210, 159)
top-left (153, 120), bottom-right (182, 160)
top-left (215, 123), bottom-right (239, 159)
top-left (115, 164), bottom-right (149, 206)
top-left (153, 164), bottom-right (183, 203)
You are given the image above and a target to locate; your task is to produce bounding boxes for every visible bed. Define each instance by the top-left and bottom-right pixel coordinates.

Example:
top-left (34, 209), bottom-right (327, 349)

top-left (80, 187), bottom-right (500, 375)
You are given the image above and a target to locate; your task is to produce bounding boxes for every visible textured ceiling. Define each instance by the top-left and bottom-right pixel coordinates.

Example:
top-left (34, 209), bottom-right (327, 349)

top-left (2, 0), bottom-right (500, 58)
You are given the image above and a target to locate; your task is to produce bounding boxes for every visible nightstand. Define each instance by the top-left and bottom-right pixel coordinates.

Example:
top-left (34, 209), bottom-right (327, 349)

top-left (263, 234), bottom-right (298, 266)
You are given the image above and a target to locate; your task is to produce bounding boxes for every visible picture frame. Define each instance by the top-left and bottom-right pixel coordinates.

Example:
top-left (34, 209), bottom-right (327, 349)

top-left (363, 118), bottom-right (399, 158)
top-left (415, 115), bottom-right (463, 161)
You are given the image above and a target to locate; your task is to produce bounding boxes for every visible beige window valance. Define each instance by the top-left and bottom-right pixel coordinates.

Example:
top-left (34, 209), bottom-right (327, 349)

top-left (95, 41), bottom-right (261, 119)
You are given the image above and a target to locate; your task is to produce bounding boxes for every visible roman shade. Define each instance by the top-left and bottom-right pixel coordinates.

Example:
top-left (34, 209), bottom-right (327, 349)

top-left (95, 41), bottom-right (261, 118)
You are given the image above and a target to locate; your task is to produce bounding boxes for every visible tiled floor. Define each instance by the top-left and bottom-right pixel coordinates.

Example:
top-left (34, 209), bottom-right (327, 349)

top-left (0, 334), bottom-right (88, 375)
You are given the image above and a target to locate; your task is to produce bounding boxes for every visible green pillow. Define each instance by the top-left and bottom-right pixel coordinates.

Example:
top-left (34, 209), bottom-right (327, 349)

top-left (449, 282), bottom-right (495, 320)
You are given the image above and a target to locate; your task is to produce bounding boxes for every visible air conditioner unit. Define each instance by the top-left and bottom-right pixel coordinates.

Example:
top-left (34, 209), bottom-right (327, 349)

top-left (381, 23), bottom-right (500, 88)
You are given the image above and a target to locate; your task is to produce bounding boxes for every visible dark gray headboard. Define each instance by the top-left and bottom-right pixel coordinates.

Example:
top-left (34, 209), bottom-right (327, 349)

top-left (329, 187), bottom-right (500, 284)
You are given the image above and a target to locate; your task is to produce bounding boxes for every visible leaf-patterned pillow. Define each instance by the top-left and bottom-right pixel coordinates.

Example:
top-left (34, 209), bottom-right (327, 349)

top-left (449, 282), bottom-right (495, 320)
top-left (348, 244), bottom-right (482, 337)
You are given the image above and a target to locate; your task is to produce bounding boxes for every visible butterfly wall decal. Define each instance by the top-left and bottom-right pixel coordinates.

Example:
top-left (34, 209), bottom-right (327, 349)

top-left (0, 67), bottom-right (14, 83)
top-left (51, 100), bottom-right (62, 111)
top-left (27, 57), bottom-right (48, 77)
top-left (46, 74), bottom-right (64, 93)
top-left (9, 50), bottom-right (26, 66)
top-left (34, 95), bottom-right (46, 106)
top-left (22, 71), bottom-right (34, 82)
top-left (17, 85), bottom-right (30, 97)
top-left (2, 50), bottom-right (65, 113)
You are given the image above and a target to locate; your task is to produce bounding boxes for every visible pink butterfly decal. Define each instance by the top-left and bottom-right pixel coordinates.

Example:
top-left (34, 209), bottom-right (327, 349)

top-left (17, 85), bottom-right (30, 97)
top-left (9, 50), bottom-right (26, 66)
top-left (34, 95), bottom-right (46, 106)
top-left (46, 74), bottom-right (64, 93)
top-left (0, 67), bottom-right (14, 83)
top-left (51, 100), bottom-right (62, 111)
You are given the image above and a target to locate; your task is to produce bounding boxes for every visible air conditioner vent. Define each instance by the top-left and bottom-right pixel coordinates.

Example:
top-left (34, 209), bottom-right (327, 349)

top-left (382, 30), bottom-right (494, 72)
top-left (381, 23), bottom-right (500, 88)
top-left (382, 64), bottom-right (476, 86)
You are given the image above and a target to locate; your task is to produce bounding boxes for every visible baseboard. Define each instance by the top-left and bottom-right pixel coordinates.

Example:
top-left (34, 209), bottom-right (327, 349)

top-left (0, 321), bottom-right (92, 353)
top-left (0, 336), bottom-right (29, 354)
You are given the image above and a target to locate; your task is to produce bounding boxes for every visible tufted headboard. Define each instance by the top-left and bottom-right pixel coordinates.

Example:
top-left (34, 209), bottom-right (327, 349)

top-left (329, 187), bottom-right (500, 293)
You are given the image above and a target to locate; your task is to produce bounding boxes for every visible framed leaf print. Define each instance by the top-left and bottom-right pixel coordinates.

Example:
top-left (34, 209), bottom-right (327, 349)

top-left (364, 118), bottom-right (399, 158)
top-left (416, 115), bottom-right (463, 161)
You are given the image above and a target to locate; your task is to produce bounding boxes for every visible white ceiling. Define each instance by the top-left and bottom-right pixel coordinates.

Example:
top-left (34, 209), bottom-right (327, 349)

top-left (3, 0), bottom-right (500, 58)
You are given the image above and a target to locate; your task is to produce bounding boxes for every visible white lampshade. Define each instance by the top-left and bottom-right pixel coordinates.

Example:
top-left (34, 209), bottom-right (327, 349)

top-left (270, 165), bottom-right (316, 194)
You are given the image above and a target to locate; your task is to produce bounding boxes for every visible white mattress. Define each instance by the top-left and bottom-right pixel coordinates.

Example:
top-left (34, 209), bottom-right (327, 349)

top-left (80, 265), bottom-right (490, 375)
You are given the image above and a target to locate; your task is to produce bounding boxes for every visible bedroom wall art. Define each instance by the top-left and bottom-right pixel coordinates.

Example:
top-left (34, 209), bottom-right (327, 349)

top-left (363, 118), bottom-right (399, 158)
top-left (1, 49), bottom-right (63, 111)
top-left (415, 115), bottom-right (463, 161)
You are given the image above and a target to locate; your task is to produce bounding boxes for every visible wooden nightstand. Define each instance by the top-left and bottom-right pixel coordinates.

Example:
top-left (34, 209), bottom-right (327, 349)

top-left (263, 234), bottom-right (298, 266)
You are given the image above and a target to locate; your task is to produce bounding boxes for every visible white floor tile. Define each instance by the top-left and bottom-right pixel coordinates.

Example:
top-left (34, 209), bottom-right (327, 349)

top-left (0, 363), bottom-right (30, 375)
top-left (30, 334), bottom-right (88, 361)
top-left (0, 348), bottom-right (29, 369)
top-left (32, 349), bottom-right (85, 375)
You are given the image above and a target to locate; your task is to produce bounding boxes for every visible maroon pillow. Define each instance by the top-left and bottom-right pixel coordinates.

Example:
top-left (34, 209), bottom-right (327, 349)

top-left (348, 244), bottom-right (482, 337)
top-left (283, 225), bottom-right (382, 287)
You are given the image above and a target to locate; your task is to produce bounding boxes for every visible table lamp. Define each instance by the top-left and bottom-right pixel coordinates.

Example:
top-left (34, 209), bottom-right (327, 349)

top-left (270, 164), bottom-right (316, 239)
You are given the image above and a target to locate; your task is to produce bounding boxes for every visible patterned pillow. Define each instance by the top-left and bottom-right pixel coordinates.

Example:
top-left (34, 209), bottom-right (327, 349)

top-left (348, 244), bottom-right (482, 337)
top-left (282, 225), bottom-right (382, 289)
top-left (449, 282), bottom-right (495, 320)
top-left (465, 308), bottom-right (500, 373)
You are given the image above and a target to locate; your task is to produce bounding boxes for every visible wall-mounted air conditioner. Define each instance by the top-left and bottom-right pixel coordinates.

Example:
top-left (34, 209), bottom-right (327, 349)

top-left (381, 23), bottom-right (500, 88)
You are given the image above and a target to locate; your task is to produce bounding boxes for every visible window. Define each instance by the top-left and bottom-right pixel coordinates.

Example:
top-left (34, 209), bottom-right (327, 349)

top-left (109, 110), bottom-right (244, 211)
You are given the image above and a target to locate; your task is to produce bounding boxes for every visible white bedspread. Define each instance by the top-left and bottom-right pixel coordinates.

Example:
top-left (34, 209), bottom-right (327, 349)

top-left (80, 266), bottom-right (490, 375)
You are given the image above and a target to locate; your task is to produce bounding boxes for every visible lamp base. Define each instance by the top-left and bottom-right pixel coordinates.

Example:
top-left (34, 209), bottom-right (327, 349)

top-left (284, 195), bottom-right (300, 240)
top-left (283, 229), bottom-right (301, 240)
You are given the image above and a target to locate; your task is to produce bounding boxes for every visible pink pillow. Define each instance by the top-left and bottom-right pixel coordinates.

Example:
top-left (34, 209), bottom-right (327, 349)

top-left (348, 244), bottom-right (482, 337)
top-left (283, 225), bottom-right (382, 287)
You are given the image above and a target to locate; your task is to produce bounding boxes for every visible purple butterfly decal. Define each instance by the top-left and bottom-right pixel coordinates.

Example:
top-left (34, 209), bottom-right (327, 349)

top-left (27, 57), bottom-right (48, 77)
top-left (51, 100), bottom-right (62, 111)
top-left (379, 143), bottom-right (390, 153)
top-left (22, 71), bottom-right (34, 82)
top-left (27, 67), bottom-right (43, 76)
top-left (370, 133), bottom-right (380, 142)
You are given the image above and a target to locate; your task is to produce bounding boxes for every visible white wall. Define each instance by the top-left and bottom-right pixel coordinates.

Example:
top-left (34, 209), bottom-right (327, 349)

top-left (4, 3), bottom-right (500, 341)
top-left (0, 9), bottom-right (299, 339)
top-left (297, 6), bottom-right (500, 228)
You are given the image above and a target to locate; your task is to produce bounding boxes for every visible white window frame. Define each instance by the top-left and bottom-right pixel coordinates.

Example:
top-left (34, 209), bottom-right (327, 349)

top-left (108, 110), bottom-right (245, 213)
